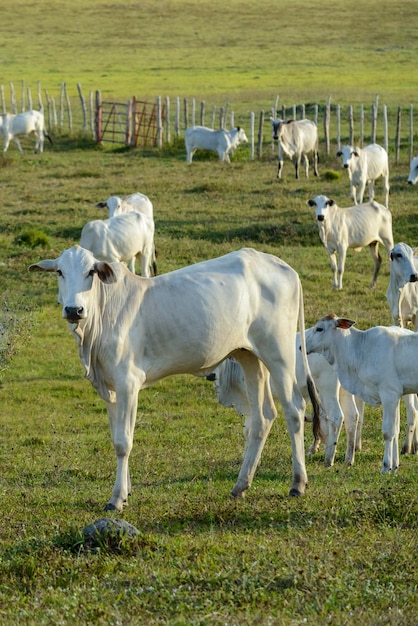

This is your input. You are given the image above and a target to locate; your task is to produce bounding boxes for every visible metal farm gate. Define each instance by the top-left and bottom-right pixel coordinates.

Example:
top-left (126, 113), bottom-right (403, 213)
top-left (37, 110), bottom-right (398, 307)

top-left (95, 96), bottom-right (165, 147)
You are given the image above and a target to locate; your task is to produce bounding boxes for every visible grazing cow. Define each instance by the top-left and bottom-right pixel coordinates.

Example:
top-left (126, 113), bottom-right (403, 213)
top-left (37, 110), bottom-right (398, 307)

top-left (270, 118), bottom-right (319, 179)
top-left (0, 110), bottom-right (52, 153)
top-left (184, 125), bottom-right (248, 163)
top-left (386, 242), bottom-right (418, 329)
top-left (305, 314), bottom-right (418, 473)
top-left (307, 195), bottom-right (393, 290)
top-left (208, 341), bottom-right (365, 468)
top-left (96, 192), bottom-right (154, 219)
top-left (29, 246), bottom-right (320, 510)
top-left (80, 212), bottom-right (157, 277)
top-left (407, 156), bottom-right (418, 185)
top-left (336, 143), bottom-right (390, 207)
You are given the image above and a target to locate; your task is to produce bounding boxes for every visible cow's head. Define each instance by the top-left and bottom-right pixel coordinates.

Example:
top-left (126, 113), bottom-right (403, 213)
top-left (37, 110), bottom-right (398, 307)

top-left (305, 314), bottom-right (356, 365)
top-left (270, 117), bottom-right (284, 141)
top-left (307, 195), bottom-right (335, 222)
top-left (389, 242), bottom-right (418, 284)
top-left (336, 145), bottom-right (358, 168)
top-left (29, 245), bottom-right (117, 324)
top-left (96, 195), bottom-right (123, 217)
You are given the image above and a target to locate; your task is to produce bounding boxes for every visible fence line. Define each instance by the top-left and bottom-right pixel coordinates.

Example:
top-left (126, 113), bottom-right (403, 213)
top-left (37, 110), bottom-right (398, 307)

top-left (1, 81), bottom-right (417, 161)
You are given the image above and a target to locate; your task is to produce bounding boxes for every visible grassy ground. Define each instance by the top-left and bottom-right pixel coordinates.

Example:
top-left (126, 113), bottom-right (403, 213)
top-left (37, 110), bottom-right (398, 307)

top-left (0, 136), bottom-right (417, 624)
top-left (0, 0), bottom-right (417, 623)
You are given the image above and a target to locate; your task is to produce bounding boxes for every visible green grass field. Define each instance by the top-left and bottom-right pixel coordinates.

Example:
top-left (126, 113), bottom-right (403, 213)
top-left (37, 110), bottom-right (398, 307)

top-left (0, 1), bottom-right (417, 625)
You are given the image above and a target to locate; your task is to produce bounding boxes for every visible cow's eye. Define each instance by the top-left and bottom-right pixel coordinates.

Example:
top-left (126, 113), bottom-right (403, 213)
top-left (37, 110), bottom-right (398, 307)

top-left (88, 269), bottom-right (95, 277)
top-left (395, 253), bottom-right (403, 259)
top-left (316, 326), bottom-right (324, 333)
top-left (57, 269), bottom-right (63, 277)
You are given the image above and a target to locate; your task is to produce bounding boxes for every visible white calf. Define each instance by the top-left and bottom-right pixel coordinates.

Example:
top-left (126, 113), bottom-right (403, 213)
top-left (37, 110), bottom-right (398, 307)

top-left (386, 242), bottom-right (418, 329)
top-left (306, 315), bottom-right (418, 473)
top-left (96, 192), bottom-right (154, 219)
top-left (337, 143), bottom-right (390, 207)
top-left (209, 341), bottom-right (365, 468)
top-left (407, 157), bottom-right (418, 185)
top-left (307, 195), bottom-right (393, 290)
top-left (80, 212), bottom-right (157, 277)
top-left (0, 110), bottom-right (52, 154)
top-left (184, 126), bottom-right (248, 163)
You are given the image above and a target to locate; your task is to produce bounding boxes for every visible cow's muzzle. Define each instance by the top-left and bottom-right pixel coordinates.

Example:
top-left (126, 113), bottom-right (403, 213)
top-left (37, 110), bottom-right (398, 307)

top-left (64, 306), bottom-right (85, 322)
top-left (343, 164), bottom-right (349, 168)
top-left (317, 215), bottom-right (325, 222)
top-left (206, 372), bottom-right (216, 381)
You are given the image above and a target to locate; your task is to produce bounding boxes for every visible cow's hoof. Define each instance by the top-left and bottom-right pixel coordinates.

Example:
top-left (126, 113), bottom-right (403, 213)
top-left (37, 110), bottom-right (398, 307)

top-left (104, 502), bottom-right (119, 511)
top-left (289, 488), bottom-right (304, 497)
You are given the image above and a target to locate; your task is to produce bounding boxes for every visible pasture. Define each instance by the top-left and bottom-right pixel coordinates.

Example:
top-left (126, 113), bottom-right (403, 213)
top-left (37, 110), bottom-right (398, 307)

top-left (0, 0), bottom-right (417, 624)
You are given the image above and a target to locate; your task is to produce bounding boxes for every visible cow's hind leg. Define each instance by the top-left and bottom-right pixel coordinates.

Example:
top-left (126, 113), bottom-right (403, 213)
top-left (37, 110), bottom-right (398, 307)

top-left (401, 394), bottom-right (418, 454)
top-left (368, 241), bottom-right (382, 288)
top-left (230, 353), bottom-right (277, 498)
top-left (381, 397), bottom-right (400, 473)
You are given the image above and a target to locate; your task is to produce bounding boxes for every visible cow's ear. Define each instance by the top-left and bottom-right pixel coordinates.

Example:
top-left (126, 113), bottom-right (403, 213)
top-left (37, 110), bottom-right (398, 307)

top-left (336, 150), bottom-right (342, 157)
top-left (237, 126), bottom-right (240, 131)
top-left (336, 318), bottom-right (356, 329)
top-left (28, 259), bottom-right (58, 273)
top-left (94, 261), bottom-right (118, 284)
top-left (352, 148), bottom-right (360, 157)
top-left (327, 199), bottom-right (335, 207)
top-left (307, 199), bottom-right (316, 207)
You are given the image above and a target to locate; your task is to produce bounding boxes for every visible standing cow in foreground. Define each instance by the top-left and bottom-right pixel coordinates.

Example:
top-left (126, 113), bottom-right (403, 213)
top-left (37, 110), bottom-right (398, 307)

top-left (29, 246), bottom-right (320, 511)
top-left (305, 314), bottom-right (418, 473)
top-left (270, 118), bottom-right (319, 179)
top-left (0, 110), bottom-right (52, 153)
top-left (337, 143), bottom-right (390, 207)
top-left (307, 195), bottom-right (393, 290)
top-left (184, 125), bottom-right (248, 163)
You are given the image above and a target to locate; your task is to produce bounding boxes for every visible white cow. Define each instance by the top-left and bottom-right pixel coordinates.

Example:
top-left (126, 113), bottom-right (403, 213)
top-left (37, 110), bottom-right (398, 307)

top-left (96, 192), bottom-right (154, 219)
top-left (407, 156), bottom-right (418, 185)
top-left (305, 314), bottom-right (418, 473)
top-left (80, 212), bottom-right (157, 277)
top-left (270, 118), bottom-right (319, 179)
top-left (0, 110), bottom-right (52, 154)
top-left (307, 195), bottom-right (393, 290)
top-left (209, 339), bottom-right (365, 468)
top-left (336, 143), bottom-right (390, 207)
top-left (29, 246), bottom-right (321, 511)
top-left (386, 242), bottom-right (418, 329)
top-left (184, 126), bottom-right (248, 163)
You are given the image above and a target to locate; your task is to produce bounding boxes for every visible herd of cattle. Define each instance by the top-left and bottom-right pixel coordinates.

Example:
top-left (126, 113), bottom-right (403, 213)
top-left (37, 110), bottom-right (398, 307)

top-left (18, 109), bottom-right (418, 511)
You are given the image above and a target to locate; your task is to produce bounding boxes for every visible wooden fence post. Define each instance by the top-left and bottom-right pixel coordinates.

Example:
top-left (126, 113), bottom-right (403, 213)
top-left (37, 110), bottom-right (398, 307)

top-left (59, 83), bottom-right (65, 128)
top-left (95, 90), bottom-right (103, 143)
top-left (183, 98), bottom-right (188, 131)
top-left (359, 104), bottom-right (364, 147)
top-left (200, 101), bottom-right (205, 126)
top-left (211, 106), bottom-right (216, 129)
top-left (348, 105), bottom-right (354, 145)
top-left (126, 99), bottom-right (132, 145)
top-left (250, 111), bottom-right (255, 160)
top-left (336, 104), bottom-right (341, 151)
top-left (219, 107), bottom-right (224, 129)
top-left (20, 79), bottom-right (25, 112)
top-left (27, 87), bottom-right (32, 111)
top-left (383, 105), bottom-right (388, 153)
top-left (395, 106), bottom-right (401, 164)
top-left (257, 110), bottom-right (264, 159)
top-left (77, 83), bottom-right (87, 134)
top-left (0, 85), bottom-right (5, 113)
top-left (165, 96), bottom-right (170, 144)
top-left (314, 104), bottom-right (318, 126)
top-left (63, 83), bottom-right (72, 131)
top-left (175, 97), bottom-right (180, 136)
top-left (191, 98), bottom-right (196, 126)
top-left (10, 82), bottom-right (17, 113)
top-left (156, 95), bottom-right (163, 148)
top-left (89, 90), bottom-right (95, 138)
top-left (323, 97), bottom-right (331, 155)
top-left (409, 104), bottom-right (413, 161)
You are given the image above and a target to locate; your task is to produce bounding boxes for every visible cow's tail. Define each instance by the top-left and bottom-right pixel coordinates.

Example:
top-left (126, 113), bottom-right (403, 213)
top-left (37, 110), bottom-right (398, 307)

top-left (297, 279), bottom-right (322, 442)
top-left (44, 129), bottom-right (53, 146)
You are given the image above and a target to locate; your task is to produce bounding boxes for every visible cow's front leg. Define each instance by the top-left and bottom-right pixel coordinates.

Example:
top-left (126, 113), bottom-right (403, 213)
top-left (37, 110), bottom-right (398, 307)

top-left (328, 251), bottom-right (339, 290)
top-left (105, 382), bottom-right (140, 511)
top-left (401, 394), bottom-right (418, 454)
